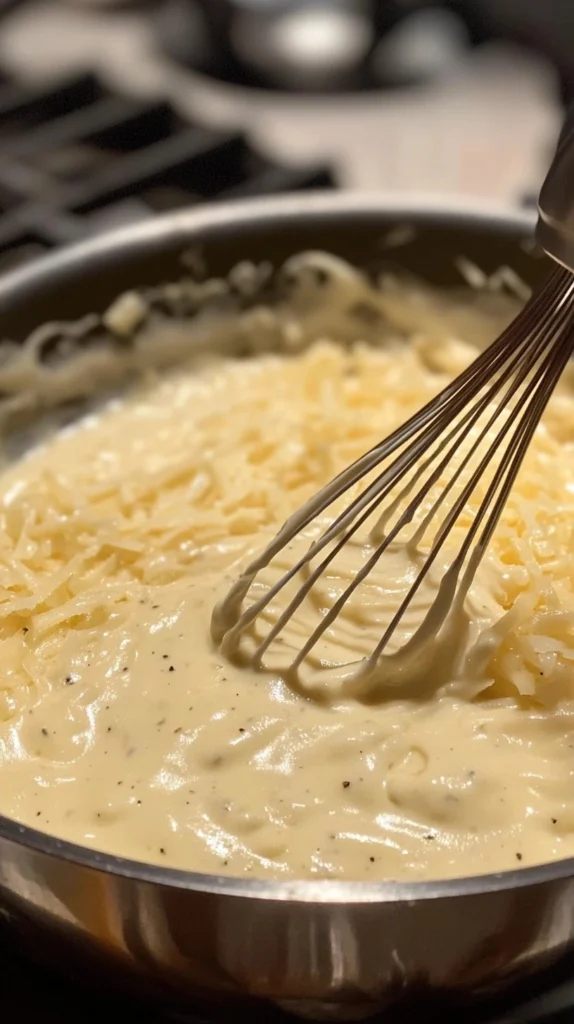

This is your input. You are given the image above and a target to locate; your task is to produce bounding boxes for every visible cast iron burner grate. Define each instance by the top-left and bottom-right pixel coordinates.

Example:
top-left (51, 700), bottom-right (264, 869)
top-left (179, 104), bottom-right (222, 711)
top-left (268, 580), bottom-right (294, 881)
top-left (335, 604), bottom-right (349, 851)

top-left (0, 69), bottom-right (335, 276)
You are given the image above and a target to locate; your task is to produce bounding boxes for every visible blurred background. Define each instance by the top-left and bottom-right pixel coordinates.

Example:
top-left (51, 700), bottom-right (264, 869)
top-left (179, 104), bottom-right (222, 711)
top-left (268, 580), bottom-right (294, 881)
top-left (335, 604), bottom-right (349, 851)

top-left (0, 0), bottom-right (569, 275)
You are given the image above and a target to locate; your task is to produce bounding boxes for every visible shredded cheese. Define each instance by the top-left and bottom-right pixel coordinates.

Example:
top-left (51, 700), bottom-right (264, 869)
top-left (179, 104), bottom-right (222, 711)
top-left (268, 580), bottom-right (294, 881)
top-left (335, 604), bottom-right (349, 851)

top-left (0, 323), bottom-right (573, 727)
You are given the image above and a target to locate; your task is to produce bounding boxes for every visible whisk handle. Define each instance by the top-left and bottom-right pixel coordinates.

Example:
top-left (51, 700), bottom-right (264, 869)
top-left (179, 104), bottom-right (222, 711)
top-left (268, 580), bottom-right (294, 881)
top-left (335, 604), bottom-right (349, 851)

top-left (537, 104), bottom-right (574, 273)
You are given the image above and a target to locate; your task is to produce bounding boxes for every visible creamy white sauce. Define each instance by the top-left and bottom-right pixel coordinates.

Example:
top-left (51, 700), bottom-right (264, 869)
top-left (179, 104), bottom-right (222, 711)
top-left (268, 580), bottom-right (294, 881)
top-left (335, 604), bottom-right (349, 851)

top-left (0, 275), bottom-right (574, 882)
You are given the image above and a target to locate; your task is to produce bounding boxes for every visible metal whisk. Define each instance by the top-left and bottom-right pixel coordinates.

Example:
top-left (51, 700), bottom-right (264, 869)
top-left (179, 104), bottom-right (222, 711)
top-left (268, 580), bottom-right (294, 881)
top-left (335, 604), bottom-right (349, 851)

top-left (212, 114), bottom-right (574, 694)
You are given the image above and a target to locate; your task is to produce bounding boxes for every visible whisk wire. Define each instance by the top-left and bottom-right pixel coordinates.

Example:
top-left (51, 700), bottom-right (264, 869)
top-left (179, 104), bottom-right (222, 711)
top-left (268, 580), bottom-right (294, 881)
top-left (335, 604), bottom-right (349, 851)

top-left (214, 266), bottom-right (574, 688)
top-left (368, 298), bottom-right (574, 671)
top-left (243, 265), bottom-right (569, 586)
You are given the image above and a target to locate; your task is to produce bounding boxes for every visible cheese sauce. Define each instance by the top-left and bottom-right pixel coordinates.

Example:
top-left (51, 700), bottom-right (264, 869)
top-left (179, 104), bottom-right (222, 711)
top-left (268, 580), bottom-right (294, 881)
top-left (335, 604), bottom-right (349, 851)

top-left (0, 330), bottom-right (574, 881)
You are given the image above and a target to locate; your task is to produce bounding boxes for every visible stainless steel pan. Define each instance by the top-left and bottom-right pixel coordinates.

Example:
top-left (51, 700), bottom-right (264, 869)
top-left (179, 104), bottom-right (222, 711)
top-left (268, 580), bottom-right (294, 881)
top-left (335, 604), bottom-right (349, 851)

top-left (0, 194), bottom-right (568, 1022)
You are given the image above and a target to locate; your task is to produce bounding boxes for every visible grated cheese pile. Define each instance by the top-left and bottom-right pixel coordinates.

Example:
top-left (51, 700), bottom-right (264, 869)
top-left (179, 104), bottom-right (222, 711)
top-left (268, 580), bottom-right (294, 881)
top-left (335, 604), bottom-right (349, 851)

top-left (0, 327), bottom-right (574, 725)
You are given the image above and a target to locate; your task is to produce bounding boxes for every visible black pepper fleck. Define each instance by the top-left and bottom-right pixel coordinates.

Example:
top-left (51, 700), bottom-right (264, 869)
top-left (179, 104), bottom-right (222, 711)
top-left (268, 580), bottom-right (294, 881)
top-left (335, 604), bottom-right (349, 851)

top-left (552, 818), bottom-right (558, 824)
top-left (516, 852), bottom-right (523, 861)
top-left (159, 847), bottom-right (166, 855)
top-left (41, 728), bottom-right (48, 736)
top-left (169, 665), bottom-right (175, 672)
top-left (369, 856), bottom-right (375, 863)
top-left (22, 626), bottom-right (29, 633)
top-left (342, 781), bottom-right (350, 788)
